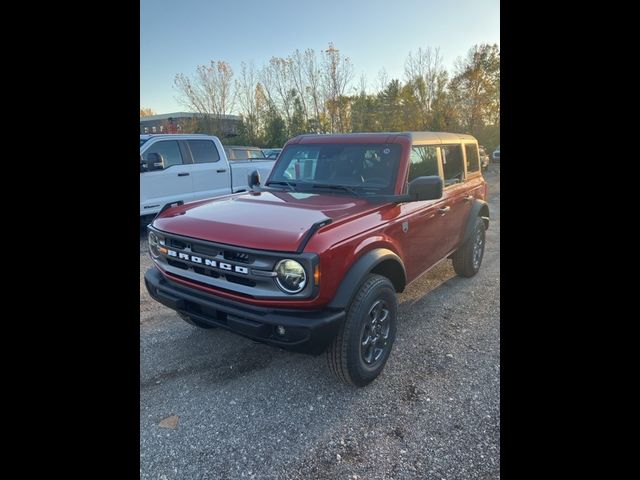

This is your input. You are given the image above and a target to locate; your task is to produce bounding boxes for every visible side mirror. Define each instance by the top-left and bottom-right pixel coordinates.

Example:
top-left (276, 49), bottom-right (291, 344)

top-left (248, 170), bottom-right (261, 188)
top-left (143, 152), bottom-right (163, 171)
top-left (408, 175), bottom-right (443, 201)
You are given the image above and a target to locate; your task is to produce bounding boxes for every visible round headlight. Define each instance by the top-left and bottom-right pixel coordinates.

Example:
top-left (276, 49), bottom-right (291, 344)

top-left (148, 231), bottom-right (161, 259)
top-left (274, 259), bottom-right (307, 293)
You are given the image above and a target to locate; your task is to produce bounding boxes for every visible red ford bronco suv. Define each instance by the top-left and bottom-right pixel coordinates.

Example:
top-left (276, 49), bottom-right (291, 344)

top-left (144, 132), bottom-right (489, 386)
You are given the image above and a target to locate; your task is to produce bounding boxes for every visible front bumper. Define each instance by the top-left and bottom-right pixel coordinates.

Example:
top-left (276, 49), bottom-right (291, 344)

top-left (144, 267), bottom-right (345, 354)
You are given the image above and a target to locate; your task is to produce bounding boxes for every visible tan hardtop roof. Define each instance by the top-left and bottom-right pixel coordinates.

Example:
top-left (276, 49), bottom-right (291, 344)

top-left (406, 131), bottom-right (477, 143)
top-left (294, 131), bottom-right (477, 144)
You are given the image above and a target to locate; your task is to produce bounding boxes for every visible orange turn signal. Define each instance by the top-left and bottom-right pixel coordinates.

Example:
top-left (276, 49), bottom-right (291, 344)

top-left (314, 265), bottom-right (320, 286)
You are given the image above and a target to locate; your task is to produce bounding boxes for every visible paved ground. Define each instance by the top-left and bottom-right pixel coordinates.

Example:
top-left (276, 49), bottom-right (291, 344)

top-left (140, 166), bottom-right (500, 479)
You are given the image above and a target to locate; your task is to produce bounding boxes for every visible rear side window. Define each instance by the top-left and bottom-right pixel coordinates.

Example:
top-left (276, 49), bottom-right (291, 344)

top-left (232, 149), bottom-right (248, 160)
top-left (188, 140), bottom-right (220, 163)
top-left (231, 149), bottom-right (265, 160)
top-left (441, 145), bottom-right (464, 185)
top-left (408, 146), bottom-right (439, 182)
top-left (143, 140), bottom-right (184, 168)
top-left (465, 143), bottom-right (480, 173)
top-left (248, 149), bottom-right (265, 159)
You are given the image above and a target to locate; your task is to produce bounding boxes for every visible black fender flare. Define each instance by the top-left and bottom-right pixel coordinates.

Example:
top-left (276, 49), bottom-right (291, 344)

top-left (462, 199), bottom-right (490, 243)
top-left (328, 248), bottom-right (406, 310)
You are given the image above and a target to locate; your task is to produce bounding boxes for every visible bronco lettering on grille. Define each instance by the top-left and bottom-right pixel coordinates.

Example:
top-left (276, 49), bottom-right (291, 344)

top-left (165, 249), bottom-right (249, 275)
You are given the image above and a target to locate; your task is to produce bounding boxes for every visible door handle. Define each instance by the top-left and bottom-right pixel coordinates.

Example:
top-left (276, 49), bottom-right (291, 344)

top-left (438, 206), bottom-right (451, 215)
top-left (464, 195), bottom-right (474, 202)
top-left (177, 172), bottom-right (190, 177)
top-left (216, 169), bottom-right (227, 173)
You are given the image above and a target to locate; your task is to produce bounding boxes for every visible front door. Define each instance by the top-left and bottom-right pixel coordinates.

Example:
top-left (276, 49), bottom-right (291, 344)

top-left (401, 145), bottom-right (449, 278)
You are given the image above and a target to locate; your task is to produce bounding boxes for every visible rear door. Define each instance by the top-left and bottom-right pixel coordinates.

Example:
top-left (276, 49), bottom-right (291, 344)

top-left (140, 139), bottom-right (193, 215)
top-left (184, 139), bottom-right (231, 200)
top-left (439, 144), bottom-right (474, 255)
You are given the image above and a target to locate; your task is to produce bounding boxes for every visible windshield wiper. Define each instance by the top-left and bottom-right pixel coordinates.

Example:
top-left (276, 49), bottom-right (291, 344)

top-left (265, 180), bottom-right (296, 191)
top-left (310, 183), bottom-right (361, 196)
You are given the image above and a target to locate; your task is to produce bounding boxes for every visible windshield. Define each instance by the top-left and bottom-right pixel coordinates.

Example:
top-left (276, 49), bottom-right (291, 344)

top-left (269, 143), bottom-right (401, 195)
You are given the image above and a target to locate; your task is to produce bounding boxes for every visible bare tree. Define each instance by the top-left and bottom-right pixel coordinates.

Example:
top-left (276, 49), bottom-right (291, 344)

top-left (174, 60), bottom-right (236, 135)
top-left (302, 49), bottom-right (325, 132)
top-left (376, 68), bottom-right (389, 92)
top-left (357, 72), bottom-right (368, 96)
top-left (404, 47), bottom-right (447, 118)
top-left (321, 43), bottom-right (354, 132)
top-left (261, 57), bottom-right (296, 130)
top-left (236, 61), bottom-right (261, 144)
top-left (289, 50), bottom-right (309, 121)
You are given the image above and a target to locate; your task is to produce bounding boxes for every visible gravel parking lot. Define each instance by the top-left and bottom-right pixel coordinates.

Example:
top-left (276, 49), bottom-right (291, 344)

top-left (140, 166), bottom-right (500, 479)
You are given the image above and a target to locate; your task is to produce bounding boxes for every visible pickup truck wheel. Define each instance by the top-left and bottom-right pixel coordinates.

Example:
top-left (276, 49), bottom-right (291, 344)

top-left (327, 274), bottom-right (397, 386)
top-left (177, 312), bottom-right (216, 329)
top-left (452, 217), bottom-right (486, 277)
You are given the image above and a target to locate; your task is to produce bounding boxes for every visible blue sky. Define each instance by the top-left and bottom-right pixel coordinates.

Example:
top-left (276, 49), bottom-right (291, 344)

top-left (141, 0), bottom-right (499, 114)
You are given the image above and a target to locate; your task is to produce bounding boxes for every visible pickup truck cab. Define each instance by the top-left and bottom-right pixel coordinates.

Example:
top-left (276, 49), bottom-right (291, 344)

top-left (140, 134), bottom-right (275, 223)
top-left (144, 132), bottom-right (489, 386)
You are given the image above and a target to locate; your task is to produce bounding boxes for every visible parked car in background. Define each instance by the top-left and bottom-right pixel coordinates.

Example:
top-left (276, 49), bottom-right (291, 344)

top-left (479, 146), bottom-right (490, 171)
top-left (140, 135), bottom-right (275, 225)
top-left (492, 145), bottom-right (500, 162)
top-left (263, 148), bottom-right (282, 159)
top-left (224, 145), bottom-right (267, 160)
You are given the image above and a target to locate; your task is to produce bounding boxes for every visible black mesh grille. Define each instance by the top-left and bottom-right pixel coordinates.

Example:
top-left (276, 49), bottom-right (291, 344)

top-left (166, 238), bottom-right (187, 250)
top-left (167, 259), bottom-right (188, 270)
top-left (161, 233), bottom-right (261, 290)
top-left (193, 266), bottom-right (221, 278)
top-left (225, 274), bottom-right (257, 287)
top-left (191, 243), bottom-right (220, 257)
top-left (223, 251), bottom-right (254, 264)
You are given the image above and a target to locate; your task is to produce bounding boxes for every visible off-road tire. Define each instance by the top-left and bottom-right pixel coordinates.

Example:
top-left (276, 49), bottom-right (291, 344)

top-left (327, 274), bottom-right (397, 386)
top-left (452, 217), bottom-right (486, 277)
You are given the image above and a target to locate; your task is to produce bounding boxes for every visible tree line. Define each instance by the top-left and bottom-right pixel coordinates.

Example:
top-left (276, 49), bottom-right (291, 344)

top-left (143, 42), bottom-right (500, 151)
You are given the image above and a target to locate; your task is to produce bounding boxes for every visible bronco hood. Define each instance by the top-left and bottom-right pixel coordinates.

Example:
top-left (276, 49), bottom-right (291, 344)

top-left (152, 191), bottom-right (382, 252)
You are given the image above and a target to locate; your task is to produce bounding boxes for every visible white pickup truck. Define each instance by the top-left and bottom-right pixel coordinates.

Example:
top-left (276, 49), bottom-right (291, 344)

top-left (140, 134), bottom-right (275, 222)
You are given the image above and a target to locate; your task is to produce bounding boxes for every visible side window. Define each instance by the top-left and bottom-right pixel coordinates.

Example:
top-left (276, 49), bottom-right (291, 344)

top-left (408, 145), bottom-right (439, 182)
top-left (247, 149), bottom-right (265, 159)
top-left (232, 149), bottom-right (249, 160)
top-left (187, 140), bottom-right (220, 164)
top-left (464, 143), bottom-right (480, 173)
top-left (143, 140), bottom-right (183, 169)
top-left (441, 145), bottom-right (464, 185)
